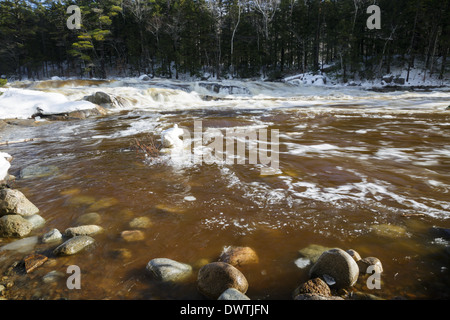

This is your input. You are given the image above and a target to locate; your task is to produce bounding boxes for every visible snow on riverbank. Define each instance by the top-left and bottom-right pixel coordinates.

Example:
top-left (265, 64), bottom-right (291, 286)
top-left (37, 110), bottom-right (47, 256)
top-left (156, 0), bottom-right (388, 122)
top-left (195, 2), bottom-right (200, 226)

top-left (0, 88), bottom-right (98, 120)
top-left (0, 152), bottom-right (12, 181)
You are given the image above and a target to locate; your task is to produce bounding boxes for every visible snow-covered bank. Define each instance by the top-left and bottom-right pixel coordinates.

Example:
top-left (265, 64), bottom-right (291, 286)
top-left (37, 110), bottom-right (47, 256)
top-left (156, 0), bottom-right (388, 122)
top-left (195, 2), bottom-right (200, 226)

top-left (0, 152), bottom-right (12, 181)
top-left (0, 88), bottom-right (98, 120)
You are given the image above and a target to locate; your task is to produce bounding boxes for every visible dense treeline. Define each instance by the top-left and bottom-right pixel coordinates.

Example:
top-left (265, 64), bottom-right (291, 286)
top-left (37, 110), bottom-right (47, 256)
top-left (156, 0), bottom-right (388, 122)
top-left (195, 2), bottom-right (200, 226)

top-left (0, 0), bottom-right (448, 81)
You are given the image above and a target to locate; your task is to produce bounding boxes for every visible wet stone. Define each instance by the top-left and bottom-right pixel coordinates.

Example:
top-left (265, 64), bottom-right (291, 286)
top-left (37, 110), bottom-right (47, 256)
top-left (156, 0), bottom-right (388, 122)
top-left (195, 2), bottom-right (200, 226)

top-left (41, 229), bottom-right (62, 244)
top-left (298, 244), bottom-right (333, 264)
top-left (65, 225), bottom-right (103, 237)
top-left (293, 277), bottom-right (331, 298)
top-left (146, 258), bottom-right (192, 282)
top-left (24, 214), bottom-right (45, 230)
top-left (309, 248), bottom-right (359, 289)
top-left (121, 230), bottom-right (144, 242)
top-left (218, 246), bottom-right (259, 268)
top-left (346, 249), bottom-right (361, 262)
top-left (88, 197), bottom-right (119, 211)
top-left (20, 165), bottom-right (59, 179)
top-left (53, 236), bottom-right (95, 256)
top-left (0, 215), bottom-right (33, 238)
top-left (370, 224), bottom-right (408, 238)
top-left (357, 257), bottom-right (383, 274)
top-left (42, 271), bottom-right (65, 284)
top-left (0, 189), bottom-right (39, 217)
top-left (0, 236), bottom-right (38, 253)
top-left (197, 262), bottom-right (249, 300)
top-left (129, 217), bottom-right (152, 229)
top-left (76, 212), bottom-right (101, 225)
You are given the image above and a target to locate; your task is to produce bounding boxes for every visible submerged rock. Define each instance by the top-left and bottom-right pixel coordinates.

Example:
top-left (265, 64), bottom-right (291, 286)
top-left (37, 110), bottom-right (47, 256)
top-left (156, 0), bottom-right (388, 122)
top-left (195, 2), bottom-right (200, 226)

top-left (197, 262), bottom-right (249, 300)
top-left (19, 164), bottom-right (59, 179)
top-left (88, 197), bottom-right (119, 211)
top-left (24, 214), bottom-right (46, 230)
top-left (0, 236), bottom-right (38, 253)
top-left (309, 248), bottom-right (359, 289)
top-left (371, 224), bottom-right (408, 238)
top-left (65, 225), bottom-right (103, 237)
top-left (42, 270), bottom-right (65, 284)
top-left (129, 217), bottom-right (152, 229)
top-left (218, 246), bottom-right (259, 268)
top-left (121, 230), bottom-right (145, 242)
top-left (298, 244), bottom-right (333, 264)
top-left (76, 212), bottom-right (101, 225)
top-left (146, 258), bottom-right (193, 282)
top-left (0, 215), bottom-right (33, 238)
top-left (0, 189), bottom-right (39, 217)
top-left (53, 235), bottom-right (95, 256)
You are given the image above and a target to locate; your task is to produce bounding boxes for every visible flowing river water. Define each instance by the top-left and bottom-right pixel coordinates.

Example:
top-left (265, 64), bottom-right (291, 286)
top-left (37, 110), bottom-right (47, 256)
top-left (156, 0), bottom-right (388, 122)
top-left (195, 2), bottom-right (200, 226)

top-left (0, 78), bottom-right (449, 300)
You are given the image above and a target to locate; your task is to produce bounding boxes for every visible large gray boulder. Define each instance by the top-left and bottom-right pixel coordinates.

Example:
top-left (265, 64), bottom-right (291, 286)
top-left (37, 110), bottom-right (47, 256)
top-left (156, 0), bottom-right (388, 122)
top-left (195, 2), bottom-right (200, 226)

top-left (309, 248), bottom-right (359, 289)
top-left (0, 189), bottom-right (39, 217)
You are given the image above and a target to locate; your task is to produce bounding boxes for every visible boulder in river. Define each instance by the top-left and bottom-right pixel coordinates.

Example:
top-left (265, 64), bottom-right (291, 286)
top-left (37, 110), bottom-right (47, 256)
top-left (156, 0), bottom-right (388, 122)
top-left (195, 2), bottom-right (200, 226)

top-left (83, 91), bottom-right (130, 109)
top-left (53, 235), bottom-right (95, 256)
top-left (146, 258), bottom-right (193, 282)
top-left (197, 262), bottom-right (249, 300)
top-left (309, 248), bottom-right (359, 289)
top-left (0, 215), bottom-right (33, 238)
top-left (0, 188), bottom-right (39, 217)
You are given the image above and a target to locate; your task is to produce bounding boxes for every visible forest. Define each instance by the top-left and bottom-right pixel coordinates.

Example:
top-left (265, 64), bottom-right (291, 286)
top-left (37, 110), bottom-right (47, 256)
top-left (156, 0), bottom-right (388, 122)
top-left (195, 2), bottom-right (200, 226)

top-left (0, 0), bottom-right (448, 82)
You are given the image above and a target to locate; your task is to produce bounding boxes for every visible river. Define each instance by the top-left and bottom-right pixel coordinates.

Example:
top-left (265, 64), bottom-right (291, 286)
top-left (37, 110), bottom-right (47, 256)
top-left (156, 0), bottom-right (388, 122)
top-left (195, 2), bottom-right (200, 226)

top-left (0, 78), bottom-right (449, 300)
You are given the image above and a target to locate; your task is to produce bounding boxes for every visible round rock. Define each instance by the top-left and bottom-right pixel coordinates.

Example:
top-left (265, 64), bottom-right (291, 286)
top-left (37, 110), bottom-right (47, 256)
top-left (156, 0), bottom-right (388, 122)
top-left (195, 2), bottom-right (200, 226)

top-left (357, 257), bottom-right (383, 274)
top-left (53, 235), bottom-right (95, 256)
top-left (309, 248), bottom-right (359, 289)
top-left (0, 215), bottom-right (33, 238)
top-left (197, 262), bottom-right (249, 300)
top-left (218, 246), bottom-right (259, 268)
top-left (146, 258), bottom-right (192, 282)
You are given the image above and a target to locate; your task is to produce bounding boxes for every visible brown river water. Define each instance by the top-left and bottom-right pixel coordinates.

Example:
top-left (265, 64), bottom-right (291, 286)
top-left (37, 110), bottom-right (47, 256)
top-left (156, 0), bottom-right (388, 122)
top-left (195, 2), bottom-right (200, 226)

top-left (0, 79), bottom-right (449, 300)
